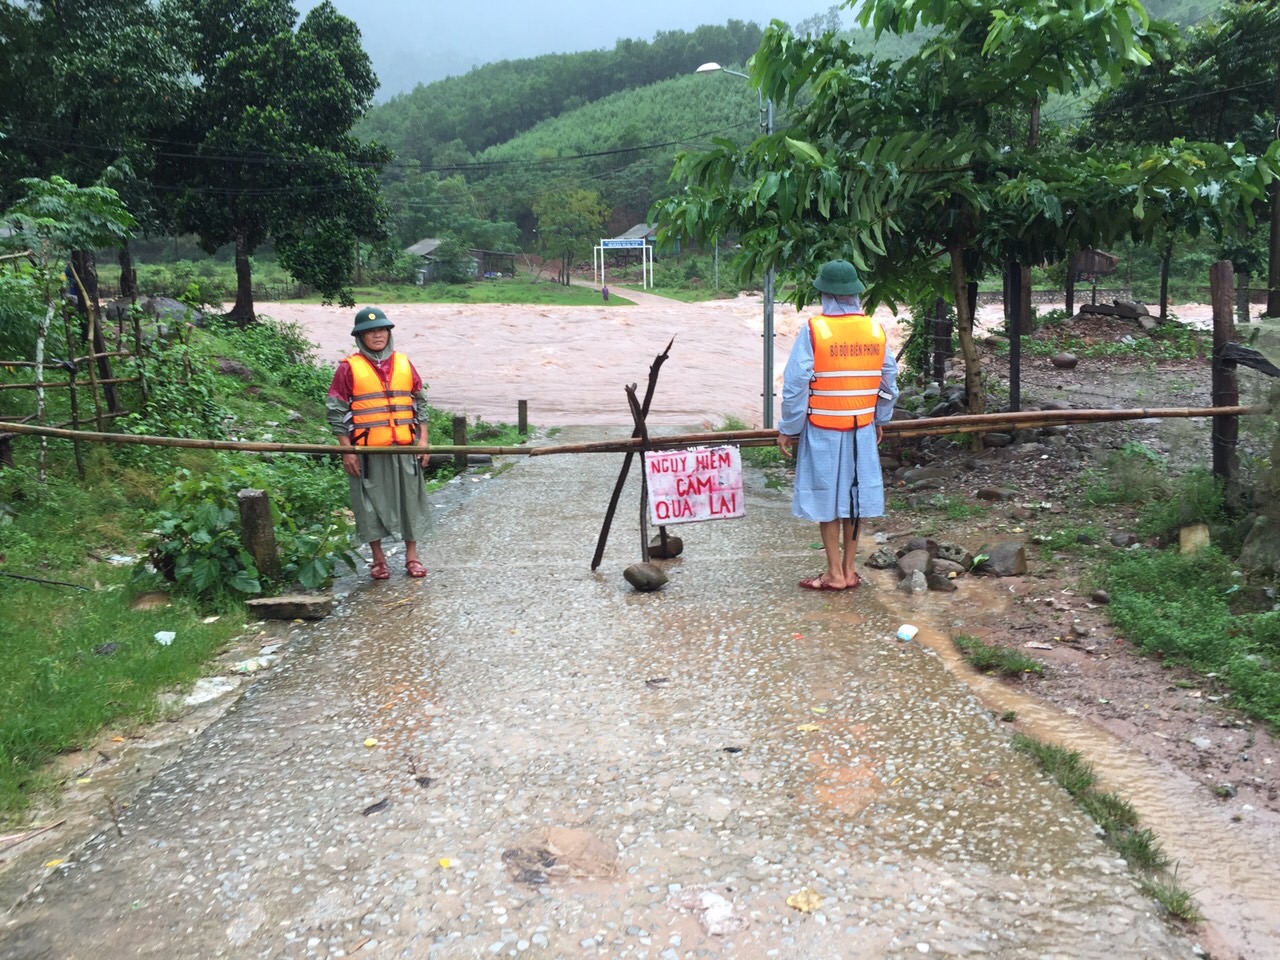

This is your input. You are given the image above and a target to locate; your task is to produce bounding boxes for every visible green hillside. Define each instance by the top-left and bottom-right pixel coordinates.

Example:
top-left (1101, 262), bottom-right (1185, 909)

top-left (357, 21), bottom-right (764, 169)
top-left (469, 72), bottom-right (762, 227)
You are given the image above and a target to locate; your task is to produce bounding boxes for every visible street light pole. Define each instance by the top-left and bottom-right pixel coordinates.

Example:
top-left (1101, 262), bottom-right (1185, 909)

top-left (697, 62), bottom-right (777, 428)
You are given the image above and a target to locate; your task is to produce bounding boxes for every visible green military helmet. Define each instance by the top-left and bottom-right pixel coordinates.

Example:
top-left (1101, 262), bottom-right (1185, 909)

top-left (812, 259), bottom-right (866, 296)
top-left (351, 306), bottom-right (394, 336)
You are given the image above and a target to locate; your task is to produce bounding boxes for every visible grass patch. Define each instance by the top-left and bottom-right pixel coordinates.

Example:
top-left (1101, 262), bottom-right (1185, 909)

top-left (292, 278), bottom-right (634, 307)
top-left (954, 633), bottom-right (1045, 677)
top-left (0, 569), bottom-right (245, 819)
top-left (1013, 733), bottom-right (1201, 922)
top-left (1102, 545), bottom-right (1280, 729)
top-left (924, 494), bottom-right (989, 520)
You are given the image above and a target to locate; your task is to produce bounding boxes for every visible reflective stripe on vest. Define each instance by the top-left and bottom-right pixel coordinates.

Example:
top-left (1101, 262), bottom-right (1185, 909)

top-left (807, 314), bottom-right (886, 430)
top-left (346, 352), bottom-right (416, 446)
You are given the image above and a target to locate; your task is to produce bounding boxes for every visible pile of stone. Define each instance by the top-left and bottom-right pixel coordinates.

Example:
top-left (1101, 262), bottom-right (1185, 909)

top-left (866, 536), bottom-right (1027, 594)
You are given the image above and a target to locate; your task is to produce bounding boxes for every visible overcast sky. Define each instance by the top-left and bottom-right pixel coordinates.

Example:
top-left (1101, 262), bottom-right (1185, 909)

top-left (306, 2), bottom-right (850, 98)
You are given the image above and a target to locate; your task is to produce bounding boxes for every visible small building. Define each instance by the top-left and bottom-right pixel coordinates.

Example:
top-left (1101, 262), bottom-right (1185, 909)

top-left (405, 238), bottom-right (515, 283)
top-left (405, 238), bottom-right (446, 284)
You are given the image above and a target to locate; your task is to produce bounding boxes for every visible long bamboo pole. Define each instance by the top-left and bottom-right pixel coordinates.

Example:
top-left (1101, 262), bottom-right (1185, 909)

top-left (0, 405), bottom-right (1262, 460)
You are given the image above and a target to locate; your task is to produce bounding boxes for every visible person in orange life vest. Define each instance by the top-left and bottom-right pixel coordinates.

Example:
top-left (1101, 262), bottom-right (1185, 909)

top-left (777, 260), bottom-right (898, 591)
top-left (326, 307), bottom-right (432, 581)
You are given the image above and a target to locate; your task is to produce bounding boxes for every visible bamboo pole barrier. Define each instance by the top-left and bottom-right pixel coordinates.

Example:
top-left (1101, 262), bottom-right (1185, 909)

top-left (0, 376), bottom-right (145, 391)
top-left (0, 405), bottom-right (1263, 460)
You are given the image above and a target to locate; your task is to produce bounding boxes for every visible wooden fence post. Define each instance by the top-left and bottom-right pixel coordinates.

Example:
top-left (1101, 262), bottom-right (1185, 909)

top-left (1009, 262), bottom-right (1023, 413)
top-left (237, 488), bottom-right (281, 582)
top-left (932, 297), bottom-right (949, 387)
top-left (452, 415), bottom-right (468, 472)
top-left (1210, 260), bottom-right (1241, 512)
top-left (518, 400), bottom-right (528, 436)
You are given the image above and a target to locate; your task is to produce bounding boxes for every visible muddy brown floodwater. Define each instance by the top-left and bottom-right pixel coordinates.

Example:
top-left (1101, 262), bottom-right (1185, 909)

top-left (265, 290), bottom-right (1224, 431)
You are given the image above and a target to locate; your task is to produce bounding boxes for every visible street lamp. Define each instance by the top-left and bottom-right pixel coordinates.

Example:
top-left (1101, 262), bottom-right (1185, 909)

top-left (696, 62), bottom-right (777, 429)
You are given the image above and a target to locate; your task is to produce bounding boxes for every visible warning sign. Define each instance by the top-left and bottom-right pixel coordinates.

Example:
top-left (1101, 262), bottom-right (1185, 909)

top-left (644, 445), bottom-right (744, 526)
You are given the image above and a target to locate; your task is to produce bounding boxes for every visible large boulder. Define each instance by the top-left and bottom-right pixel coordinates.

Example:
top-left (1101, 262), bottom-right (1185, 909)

top-left (978, 542), bottom-right (1027, 577)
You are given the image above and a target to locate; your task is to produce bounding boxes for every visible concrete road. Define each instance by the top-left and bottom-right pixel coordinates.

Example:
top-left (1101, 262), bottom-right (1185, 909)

top-left (0, 427), bottom-right (1192, 960)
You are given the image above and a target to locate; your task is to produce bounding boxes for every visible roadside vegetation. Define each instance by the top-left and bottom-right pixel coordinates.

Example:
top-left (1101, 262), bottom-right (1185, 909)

top-left (1013, 733), bottom-right (1203, 923)
top-left (0, 301), bottom-right (524, 822)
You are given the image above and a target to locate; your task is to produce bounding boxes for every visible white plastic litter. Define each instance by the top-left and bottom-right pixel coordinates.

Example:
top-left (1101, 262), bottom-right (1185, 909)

top-left (232, 655), bottom-right (278, 674)
top-left (896, 624), bottom-right (919, 642)
top-left (154, 630), bottom-right (176, 646)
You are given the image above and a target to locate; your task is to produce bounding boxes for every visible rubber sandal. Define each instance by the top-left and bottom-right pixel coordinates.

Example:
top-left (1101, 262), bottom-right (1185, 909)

top-left (799, 575), bottom-right (843, 592)
top-left (405, 559), bottom-right (427, 579)
top-left (369, 560), bottom-right (390, 581)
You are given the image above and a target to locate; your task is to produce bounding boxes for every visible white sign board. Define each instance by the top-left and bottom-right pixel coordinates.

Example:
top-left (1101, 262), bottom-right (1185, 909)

top-left (644, 446), bottom-right (745, 525)
top-left (600, 238), bottom-right (647, 249)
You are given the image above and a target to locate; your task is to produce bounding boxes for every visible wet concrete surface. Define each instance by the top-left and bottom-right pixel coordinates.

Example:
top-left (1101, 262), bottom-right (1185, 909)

top-left (1, 427), bottom-right (1195, 959)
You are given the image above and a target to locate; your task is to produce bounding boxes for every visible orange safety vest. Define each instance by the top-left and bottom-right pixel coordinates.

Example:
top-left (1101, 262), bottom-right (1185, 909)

top-left (346, 352), bottom-right (417, 446)
top-left (807, 313), bottom-right (887, 430)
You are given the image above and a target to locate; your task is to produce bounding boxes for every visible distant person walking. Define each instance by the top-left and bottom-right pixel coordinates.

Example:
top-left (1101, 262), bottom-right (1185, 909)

top-left (777, 260), bottom-right (898, 591)
top-left (327, 307), bottom-right (431, 580)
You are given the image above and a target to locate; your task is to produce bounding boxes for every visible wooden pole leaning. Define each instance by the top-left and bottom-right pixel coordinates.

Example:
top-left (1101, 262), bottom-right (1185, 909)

top-left (590, 338), bottom-right (673, 572)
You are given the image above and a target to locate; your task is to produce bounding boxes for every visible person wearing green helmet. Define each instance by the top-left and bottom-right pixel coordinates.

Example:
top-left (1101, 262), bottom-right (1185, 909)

top-left (776, 260), bottom-right (898, 591)
top-left (326, 307), bottom-right (432, 580)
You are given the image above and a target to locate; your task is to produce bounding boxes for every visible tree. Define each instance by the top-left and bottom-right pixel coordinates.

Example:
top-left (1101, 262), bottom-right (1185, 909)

top-left (0, 177), bottom-right (133, 480)
top-left (1083, 0), bottom-right (1280, 317)
top-left (532, 187), bottom-right (609, 286)
top-left (157, 0), bottom-right (390, 325)
top-left (656, 0), bottom-right (1280, 417)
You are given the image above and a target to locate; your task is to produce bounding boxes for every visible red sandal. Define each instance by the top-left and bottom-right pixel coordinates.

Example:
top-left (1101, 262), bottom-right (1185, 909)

top-left (405, 559), bottom-right (427, 579)
top-left (369, 560), bottom-right (390, 581)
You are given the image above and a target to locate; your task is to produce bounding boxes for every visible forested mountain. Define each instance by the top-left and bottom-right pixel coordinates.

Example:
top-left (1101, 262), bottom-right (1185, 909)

top-left (468, 73), bottom-right (762, 229)
top-left (356, 21), bottom-right (764, 169)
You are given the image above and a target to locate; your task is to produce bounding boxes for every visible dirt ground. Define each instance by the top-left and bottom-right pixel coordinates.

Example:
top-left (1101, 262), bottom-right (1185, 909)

top-left (875, 307), bottom-right (1280, 817)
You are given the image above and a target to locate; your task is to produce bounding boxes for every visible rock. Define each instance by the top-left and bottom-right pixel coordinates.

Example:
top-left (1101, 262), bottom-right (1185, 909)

top-left (984, 432), bottom-right (1013, 448)
top-left (1070, 622), bottom-right (1091, 639)
top-left (624, 562), bottom-right (668, 591)
top-left (897, 570), bottom-right (929, 594)
top-left (648, 534), bottom-right (684, 559)
top-left (245, 592), bottom-right (333, 620)
top-left (904, 537), bottom-right (939, 556)
top-left (1039, 399), bottom-right (1074, 411)
top-left (1009, 506), bottom-right (1035, 520)
top-left (1110, 532), bottom-right (1139, 548)
top-left (1111, 300), bottom-right (1142, 319)
top-left (1238, 515), bottom-right (1280, 575)
top-left (216, 358), bottom-right (256, 381)
top-left (979, 542), bottom-right (1027, 577)
top-left (976, 486), bottom-right (1018, 501)
top-left (927, 573), bottom-right (958, 593)
top-left (1179, 523), bottom-right (1210, 555)
top-left (932, 559), bottom-right (967, 578)
top-left (906, 477), bottom-right (944, 492)
top-left (901, 465), bottom-right (956, 484)
top-left (1050, 353), bottom-right (1078, 370)
top-left (866, 547), bottom-right (899, 570)
top-left (897, 549), bottom-right (934, 578)
top-left (1076, 532), bottom-right (1098, 545)
top-left (105, 295), bottom-right (206, 328)
top-left (130, 590), bottom-right (172, 611)
top-left (936, 542), bottom-right (975, 567)
top-left (1090, 589), bottom-right (1111, 604)
top-left (926, 401), bottom-right (954, 418)
top-left (1138, 315), bottom-right (1159, 332)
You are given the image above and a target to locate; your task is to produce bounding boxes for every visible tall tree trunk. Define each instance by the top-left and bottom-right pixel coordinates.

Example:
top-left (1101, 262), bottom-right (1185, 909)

top-left (118, 242), bottom-right (138, 299)
top-left (949, 246), bottom-right (984, 419)
top-left (1159, 246), bottom-right (1171, 324)
top-left (1268, 175), bottom-right (1280, 318)
top-left (228, 229), bottom-right (256, 327)
top-left (72, 249), bottom-right (119, 413)
top-left (1065, 253), bottom-right (1076, 316)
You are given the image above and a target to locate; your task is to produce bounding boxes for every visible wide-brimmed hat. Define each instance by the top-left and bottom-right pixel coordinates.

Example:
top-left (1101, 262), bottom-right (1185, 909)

top-left (351, 306), bottom-right (394, 336)
top-left (812, 259), bottom-right (866, 296)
